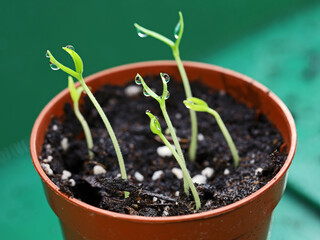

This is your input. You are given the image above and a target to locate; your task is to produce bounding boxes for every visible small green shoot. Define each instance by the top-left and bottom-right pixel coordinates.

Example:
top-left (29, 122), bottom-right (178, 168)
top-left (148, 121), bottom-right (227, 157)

top-left (135, 73), bottom-right (189, 194)
top-left (146, 111), bottom-right (201, 210)
top-left (134, 12), bottom-right (198, 162)
top-left (184, 97), bottom-right (240, 168)
top-left (46, 46), bottom-right (128, 197)
top-left (68, 76), bottom-right (94, 160)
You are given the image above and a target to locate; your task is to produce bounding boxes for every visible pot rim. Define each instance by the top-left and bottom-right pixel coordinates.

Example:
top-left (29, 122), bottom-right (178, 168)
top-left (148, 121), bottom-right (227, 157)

top-left (30, 60), bottom-right (297, 223)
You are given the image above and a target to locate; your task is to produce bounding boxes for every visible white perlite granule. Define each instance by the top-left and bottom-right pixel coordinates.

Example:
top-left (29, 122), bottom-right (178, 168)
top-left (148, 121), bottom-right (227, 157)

top-left (197, 133), bottom-right (205, 141)
top-left (61, 170), bottom-right (72, 180)
top-left (201, 167), bottom-right (214, 178)
top-left (175, 113), bottom-right (182, 119)
top-left (255, 167), bottom-right (263, 175)
top-left (43, 155), bottom-right (53, 163)
top-left (205, 200), bottom-right (213, 208)
top-left (224, 169), bottom-right (230, 175)
top-left (175, 191), bottom-right (180, 197)
top-left (162, 206), bottom-right (170, 216)
top-left (124, 85), bottom-right (141, 97)
top-left (171, 167), bottom-right (183, 179)
top-left (93, 165), bottom-right (106, 175)
top-left (41, 163), bottom-right (53, 176)
top-left (52, 125), bottom-right (58, 131)
top-left (152, 170), bottom-right (164, 181)
top-left (134, 171), bottom-right (144, 182)
top-left (157, 146), bottom-right (173, 157)
top-left (61, 138), bottom-right (69, 151)
top-left (192, 174), bottom-right (207, 184)
top-left (69, 179), bottom-right (76, 187)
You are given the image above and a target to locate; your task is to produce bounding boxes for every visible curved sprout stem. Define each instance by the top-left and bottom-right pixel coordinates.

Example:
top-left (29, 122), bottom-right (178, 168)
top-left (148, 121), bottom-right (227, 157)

top-left (173, 53), bottom-right (198, 161)
top-left (160, 104), bottom-right (189, 195)
top-left (159, 134), bottom-right (200, 210)
top-left (207, 108), bottom-right (239, 168)
top-left (73, 100), bottom-right (94, 159)
top-left (68, 77), bottom-right (94, 159)
top-left (146, 111), bottom-right (200, 210)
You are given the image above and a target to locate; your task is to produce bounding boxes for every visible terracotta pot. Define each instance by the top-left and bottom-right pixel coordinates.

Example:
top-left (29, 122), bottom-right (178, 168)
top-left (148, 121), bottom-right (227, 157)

top-left (30, 61), bottom-right (297, 240)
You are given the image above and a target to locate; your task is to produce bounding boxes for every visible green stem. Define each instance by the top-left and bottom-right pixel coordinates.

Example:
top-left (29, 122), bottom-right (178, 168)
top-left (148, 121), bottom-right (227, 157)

top-left (172, 50), bottom-right (198, 161)
top-left (207, 108), bottom-right (239, 168)
top-left (74, 101), bottom-right (94, 159)
top-left (159, 134), bottom-right (201, 210)
top-left (78, 78), bottom-right (129, 197)
top-left (160, 104), bottom-right (189, 195)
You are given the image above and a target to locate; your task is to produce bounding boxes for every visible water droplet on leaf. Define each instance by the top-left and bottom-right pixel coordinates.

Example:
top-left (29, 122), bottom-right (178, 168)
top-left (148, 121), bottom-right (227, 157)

top-left (143, 89), bottom-right (150, 97)
top-left (135, 75), bottom-right (142, 85)
top-left (174, 22), bottom-right (181, 39)
top-left (165, 91), bottom-right (170, 100)
top-left (50, 62), bottom-right (59, 71)
top-left (66, 45), bottom-right (75, 51)
top-left (162, 73), bottom-right (170, 83)
top-left (137, 28), bottom-right (147, 38)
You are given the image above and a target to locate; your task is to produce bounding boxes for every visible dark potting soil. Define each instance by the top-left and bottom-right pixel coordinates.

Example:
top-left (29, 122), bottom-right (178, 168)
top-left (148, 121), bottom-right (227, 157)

top-left (40, 75), bottom-right (286, 216)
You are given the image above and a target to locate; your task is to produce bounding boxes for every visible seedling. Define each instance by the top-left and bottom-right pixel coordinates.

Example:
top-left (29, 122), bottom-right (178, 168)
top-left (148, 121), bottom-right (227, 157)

top-left (68, 76), bottom-right (94, 160)
top-left (146, 111), bottom-right (201, 210)
top-left (135, 73), bottom-right (189, 194)
top-left (184, 97), bottom-right (240, 168)
top-left (45, 46), bottom-right (128, 196)
top-left (134, 12), bottom-right (198, 162)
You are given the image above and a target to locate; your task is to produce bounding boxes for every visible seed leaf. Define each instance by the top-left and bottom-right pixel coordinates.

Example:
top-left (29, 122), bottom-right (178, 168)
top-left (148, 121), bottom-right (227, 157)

top-left (46, 50), bottom-right (81, 80)
top-left (134, 23), bottom-right (175, 48)
top-left (62, 47), bottom-right (83, 75)
top-left (183, 97), bottom-right (208, 112)
top-left (146, 111), bottom-right (162, 135)
top-left (135, 73), bottom-right (160, 101)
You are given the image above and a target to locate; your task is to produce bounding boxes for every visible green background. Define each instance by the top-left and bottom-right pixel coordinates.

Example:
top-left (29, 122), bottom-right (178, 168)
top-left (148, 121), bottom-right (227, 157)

top-left (1, 0), bottom-right (320, 239)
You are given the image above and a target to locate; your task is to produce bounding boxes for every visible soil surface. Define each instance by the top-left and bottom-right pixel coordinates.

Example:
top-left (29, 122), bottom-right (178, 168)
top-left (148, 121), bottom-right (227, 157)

top-left (40, 75), bottom-right (286, 216)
